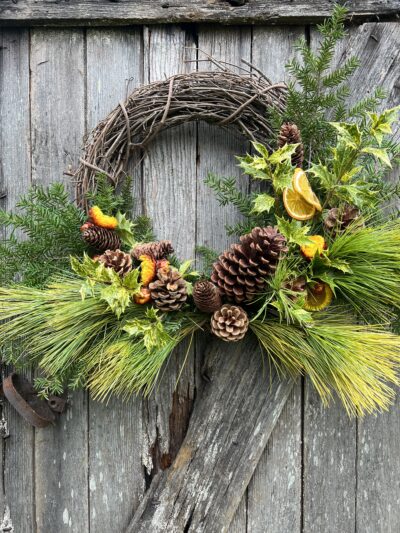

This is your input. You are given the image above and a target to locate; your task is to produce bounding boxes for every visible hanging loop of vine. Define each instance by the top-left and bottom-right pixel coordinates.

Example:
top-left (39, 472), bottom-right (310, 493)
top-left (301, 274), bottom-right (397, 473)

top-left (73, 64), bottom-right (287, 209)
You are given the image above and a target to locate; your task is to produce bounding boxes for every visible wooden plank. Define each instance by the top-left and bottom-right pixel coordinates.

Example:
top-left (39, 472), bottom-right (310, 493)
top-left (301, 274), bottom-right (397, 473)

top-left (1, 1), bottom-right (399, 26)
top-left (343, 23), bottom-right (400, 533)
top-left (303, 21), bottom-right (400, 533)
top-left (246, 26), bottom-right (304, 533)
top-left (85, 28), bottom-right (146, 532)
top-left (141, 25), bottom-right (198, 480)
top-left (126, 338), bottom-right (294, 533)
top-left (197, 25), bottom-right (252, 532)
top-left (30, 29), bottom-right (89, 533)
top-left (0, 29), bottom-right (34, 533)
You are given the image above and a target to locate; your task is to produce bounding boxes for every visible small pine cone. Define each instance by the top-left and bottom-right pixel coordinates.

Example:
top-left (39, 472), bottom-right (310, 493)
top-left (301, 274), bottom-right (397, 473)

top-left (324, 205), bottom-right (360, 234)
top-left (81, 222), bottom-right (121, 251)
top-left (149, 268), bottom-right (188, 312)
top-left (132, 241), bottom-right (174, 261)
top-left (193, 280), bottom-right (222, 313)
top-left (211, 227), bottom-right (288, 304)
top-left (211, 304), bottom-right (249, 342)
top-left (98, 249), bottom-right (132, 276)
top-left (278, 122), bottom-right (304, 168)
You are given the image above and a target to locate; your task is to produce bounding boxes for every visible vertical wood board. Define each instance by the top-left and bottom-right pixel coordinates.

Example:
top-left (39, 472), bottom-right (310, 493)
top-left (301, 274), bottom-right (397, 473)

top-left (30, 29), bottom-right (89, 533)
top-left (85, 27), bottom-right (146, 532)
top-left (0, 29), bottom-right (34, 533)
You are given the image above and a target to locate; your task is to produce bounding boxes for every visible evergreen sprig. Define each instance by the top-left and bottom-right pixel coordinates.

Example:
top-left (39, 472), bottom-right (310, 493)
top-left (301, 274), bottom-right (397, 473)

top-left (0, 183), bottom-right (86, 287)
top-left (276, 4), bottom-right (382, 163)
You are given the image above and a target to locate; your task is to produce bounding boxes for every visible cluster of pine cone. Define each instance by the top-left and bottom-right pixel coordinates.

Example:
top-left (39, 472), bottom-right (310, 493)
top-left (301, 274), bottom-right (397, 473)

top-left (193, 225), bottom-right (288, 342)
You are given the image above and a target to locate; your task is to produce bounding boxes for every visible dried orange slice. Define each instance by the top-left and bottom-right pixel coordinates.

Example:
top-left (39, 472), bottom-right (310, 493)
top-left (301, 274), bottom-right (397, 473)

top-left (283, 187), bottom-right (316, 221)
top-left (304, 282), bottom-right (333, 311)
top-left (292, 168), bottom-right (322, 212)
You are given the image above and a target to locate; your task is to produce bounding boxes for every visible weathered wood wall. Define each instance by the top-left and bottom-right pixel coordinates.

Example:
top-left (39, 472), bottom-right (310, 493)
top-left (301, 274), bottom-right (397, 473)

top-left (0, 13), bottom-right (399, 533)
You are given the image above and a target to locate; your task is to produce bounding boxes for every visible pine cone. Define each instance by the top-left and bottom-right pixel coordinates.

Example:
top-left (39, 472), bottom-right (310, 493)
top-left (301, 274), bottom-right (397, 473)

top-left (149, 268), bottom-right (188, 312)
top-left (211, 227), bottom-right (288, 304)
top-left (211, 305), bottom-right (249, 342)
top-left (278, 122), bottom-right (304, 168)
top-left (132, 241), bottom-right (174, 261)
top-left (81, 222), bottom-right (121, 251)
top-left (98, 249), bottom-right (132, 276)
top-left (193, 280), bottom-right (222, 313)
top-left (324, 205), bottom-right (360, 234)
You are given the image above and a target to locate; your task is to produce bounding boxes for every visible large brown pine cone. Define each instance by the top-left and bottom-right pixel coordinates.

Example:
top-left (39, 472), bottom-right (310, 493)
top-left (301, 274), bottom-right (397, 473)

top-left (211, 304), bottom-right (249, 342)
top-left (211, 227), bottom-right (288, 304)
top-left (193, 280), bottom-right (222, 313)
top-left (149, 267), bottom-right (188, 312)
top-left (324, 205), bottom-right (360, 234)
top-left (81, 223), bottom-right (121, 252)
top-left (132, 240), bottom-right (174, 261)
top-left (278, 122), bottom-right (304, 169)
top-left (98, 249), bottom-right (132, 276)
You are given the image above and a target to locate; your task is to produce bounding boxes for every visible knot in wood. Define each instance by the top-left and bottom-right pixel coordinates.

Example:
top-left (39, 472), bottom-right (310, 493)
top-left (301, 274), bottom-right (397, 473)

top-left (226, 0), bottom-right (248, 6)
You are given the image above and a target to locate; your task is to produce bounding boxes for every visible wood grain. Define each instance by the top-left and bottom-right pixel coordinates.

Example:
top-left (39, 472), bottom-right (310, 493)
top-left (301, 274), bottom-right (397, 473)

top-left (126, 337), bottom-right (294, 533)
top-left (30, 29), bottom-right (89, 533)
top-left (141, 25), bottom-right (198, 481)
top-left (197, 25), bottom-right (252, 531)
top-left (0, 29), bottom-right (33, 533)
top-left (85, 28), bottom-right (146, 532)
top-left (303, 22), bottom-right (400, 533)
top-left (247, 26), bottom-right (304, 533)
top-left (1, 1), bottom-right (399, 26)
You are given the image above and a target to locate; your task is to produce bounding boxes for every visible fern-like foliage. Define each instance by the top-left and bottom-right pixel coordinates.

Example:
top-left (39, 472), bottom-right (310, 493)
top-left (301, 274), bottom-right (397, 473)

top-left (0, 183), bottom-right (86, 287)
top-left (204, 172), bottom-right (273, 236)
top-left (86, 173), bottom-right (134, 216)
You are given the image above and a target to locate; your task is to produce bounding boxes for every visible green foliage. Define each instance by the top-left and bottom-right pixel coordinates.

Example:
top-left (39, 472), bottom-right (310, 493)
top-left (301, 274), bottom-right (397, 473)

top-left (326, 220), bottom-right (400, 322)
top-left (309, 107), bottom-right (400, 211)
top-left (279, 4), bottom-right (361, 161)
top-left (0, 276), bottom-right (205, 398)
top-left (204, 172), bottom-right (269, 236)
top-left (86, 173), bottom-right (134, 216)
top-left (251, 316), bottom-right (400, 416)
top-left (124, 308), bottom-right (171, 352)
top-left (0, 183), bottom-right (86, 287)
top-left (71, 254), bottom-right (141, 318)
top-left (276, 217), bottom-right (312, 246)
top-left (237, 142), bottom-right (297, 192)
top-left (252, 259), bottom-right (312, 326)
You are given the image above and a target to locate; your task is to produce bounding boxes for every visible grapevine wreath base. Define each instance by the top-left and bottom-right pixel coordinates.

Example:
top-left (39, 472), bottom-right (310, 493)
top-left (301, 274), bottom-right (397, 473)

top-left (1, 53), bottom-right (400, 423)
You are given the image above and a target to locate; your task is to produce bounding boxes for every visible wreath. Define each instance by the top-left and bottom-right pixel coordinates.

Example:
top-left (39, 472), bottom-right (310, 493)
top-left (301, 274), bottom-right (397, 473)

top-left (1, 7), bottom-right (400, 423)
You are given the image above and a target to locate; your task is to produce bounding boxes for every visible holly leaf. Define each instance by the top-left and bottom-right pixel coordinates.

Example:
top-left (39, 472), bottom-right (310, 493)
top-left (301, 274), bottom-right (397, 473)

top-left (368, 106), bottom-right (400, 145)
top-left (237, 155), bottom-right (270, 180)
top-left (100, 284), bottom-right (131, 318)
top-left (251, 193), bottom-right (275, 214)
top-left (70, 254), bottom-right (110, 282)
top-left (116, 211), bottom-right (137, 248)
top-left (121, 268), bottom-right (141, 291)
top-left (123, 308), bottom-right (170, 352)
top-left (330, 122), bottom-right (362, 149)
top-left (272, 162), bottom-right (294, 192)
top-left (276, 216), bottom-right (312, 246)
top-left (251, 141), bottom-right (270, 159)
top-left (268, 143), bottom-right (299, 165)
top-left (361, 147), bottom-right (392, 168)
top-left (309, 163), bottom-right (335, 189)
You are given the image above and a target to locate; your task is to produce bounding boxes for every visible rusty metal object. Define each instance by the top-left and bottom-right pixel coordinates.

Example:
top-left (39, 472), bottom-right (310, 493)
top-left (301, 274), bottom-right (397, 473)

top-left (47, 394), bottom-right (67, 413)
top-left (3, 373), bottom-right (56, 428)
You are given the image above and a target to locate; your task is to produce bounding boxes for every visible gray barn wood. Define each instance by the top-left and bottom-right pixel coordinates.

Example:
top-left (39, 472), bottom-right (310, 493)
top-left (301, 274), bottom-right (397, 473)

top-left (0, 12), bottom-right (399, 533)
top-left (126, 338), bottom-right (294, 533)
top-left (1, 0), bottom-right (399, 26)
